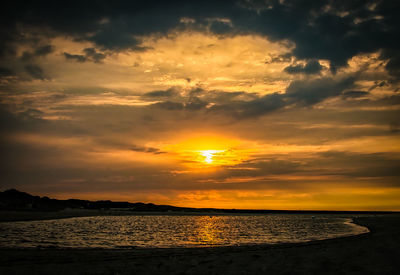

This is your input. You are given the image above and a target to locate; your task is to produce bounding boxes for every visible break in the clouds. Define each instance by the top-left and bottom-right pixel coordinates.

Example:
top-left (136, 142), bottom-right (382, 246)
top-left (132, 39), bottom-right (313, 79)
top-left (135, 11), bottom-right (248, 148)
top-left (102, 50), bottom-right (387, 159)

top-left (0, 0), bottom-right (399, 210)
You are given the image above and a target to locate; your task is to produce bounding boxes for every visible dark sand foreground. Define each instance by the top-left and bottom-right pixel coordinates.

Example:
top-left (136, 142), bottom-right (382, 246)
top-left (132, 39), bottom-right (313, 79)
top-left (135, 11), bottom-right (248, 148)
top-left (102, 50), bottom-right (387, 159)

top-left (0, 215), bottom-right (399, 275)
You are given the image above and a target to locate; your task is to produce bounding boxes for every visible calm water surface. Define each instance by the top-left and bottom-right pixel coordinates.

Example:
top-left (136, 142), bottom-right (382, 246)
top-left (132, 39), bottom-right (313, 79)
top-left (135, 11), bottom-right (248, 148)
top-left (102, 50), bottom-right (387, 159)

top-left (0, 215), bottom-right (368, 249)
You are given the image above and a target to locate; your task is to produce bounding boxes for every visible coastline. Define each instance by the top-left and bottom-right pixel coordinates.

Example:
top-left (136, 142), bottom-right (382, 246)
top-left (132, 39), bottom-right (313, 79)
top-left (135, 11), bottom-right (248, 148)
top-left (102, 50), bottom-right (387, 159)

top-left (1, 209), bottom-right (398, 223)
top-left (0, 214), bottom-right (399, 274)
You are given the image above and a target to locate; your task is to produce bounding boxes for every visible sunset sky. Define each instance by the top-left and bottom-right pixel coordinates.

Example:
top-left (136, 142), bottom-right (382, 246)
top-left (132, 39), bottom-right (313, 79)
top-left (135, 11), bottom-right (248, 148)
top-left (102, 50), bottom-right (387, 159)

top-left (1, 0), bottom-right (399, 210)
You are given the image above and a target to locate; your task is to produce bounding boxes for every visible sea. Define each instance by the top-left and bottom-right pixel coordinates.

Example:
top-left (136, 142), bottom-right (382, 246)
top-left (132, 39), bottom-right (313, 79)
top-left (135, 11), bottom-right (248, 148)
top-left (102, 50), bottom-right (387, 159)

top-left (0, 214), bottom-right (369, 249)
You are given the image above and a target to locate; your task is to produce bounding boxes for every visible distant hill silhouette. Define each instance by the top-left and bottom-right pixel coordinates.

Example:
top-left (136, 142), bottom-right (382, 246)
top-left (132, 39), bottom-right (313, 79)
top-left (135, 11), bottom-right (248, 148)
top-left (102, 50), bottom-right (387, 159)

top-left (0, 189), bottom-right (397, 214)
top-left (0, 189), bottom-right (193, 212)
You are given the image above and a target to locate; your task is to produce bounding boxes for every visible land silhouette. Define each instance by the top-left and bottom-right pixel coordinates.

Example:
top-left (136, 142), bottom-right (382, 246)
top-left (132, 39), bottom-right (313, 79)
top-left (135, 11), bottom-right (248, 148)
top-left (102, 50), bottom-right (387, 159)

top-left (0, 189), bottom-right (395, 221)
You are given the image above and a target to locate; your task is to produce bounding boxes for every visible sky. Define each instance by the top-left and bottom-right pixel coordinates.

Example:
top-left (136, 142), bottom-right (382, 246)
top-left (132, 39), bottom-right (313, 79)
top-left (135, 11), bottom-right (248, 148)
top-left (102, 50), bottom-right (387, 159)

top-left (0, 0), bottom-right (399, 210)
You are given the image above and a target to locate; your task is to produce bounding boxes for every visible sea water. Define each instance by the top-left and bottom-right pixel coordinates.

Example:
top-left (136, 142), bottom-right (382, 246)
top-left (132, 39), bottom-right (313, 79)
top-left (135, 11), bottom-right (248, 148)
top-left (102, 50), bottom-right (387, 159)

top-left (0, 214), bottom-right (369, 249)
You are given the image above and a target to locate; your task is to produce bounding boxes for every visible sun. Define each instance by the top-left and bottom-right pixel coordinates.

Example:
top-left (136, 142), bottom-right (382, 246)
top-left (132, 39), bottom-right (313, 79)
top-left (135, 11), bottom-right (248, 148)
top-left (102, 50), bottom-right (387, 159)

top-left (199, 150), bottom-right (224, 164)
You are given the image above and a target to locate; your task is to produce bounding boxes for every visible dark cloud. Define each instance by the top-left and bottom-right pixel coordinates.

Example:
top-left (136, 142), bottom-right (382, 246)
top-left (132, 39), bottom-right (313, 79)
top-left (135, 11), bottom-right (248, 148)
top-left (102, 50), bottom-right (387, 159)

top-left (1, 0), bottom-right (399, 78)
top-left (316, 151), bottom-right (400, 180)
top-left (284, 60), bottom-right (324, 75)
top-left (0, 105), bottom-right (44, 133)
top-left (21, 45), bottom-right (54, 62)
top-left (35, 45), bottom-right (54, 56)
top-left (368, 81), bottom-right (388, 92)
top-left (83, 48), bottom-right (106, 63)
top-left (185, 97), bottom-right (208, 110)
top-left (151, 101), bottom-right (184, 110)
top-left (202, 151), bottom-right (400, 190)
top-left (228, 158), bottom-right (302, 177)
top-left (0, 66), bottom-right (14, 76)
top-left (346, 94), bottom-right (400, 108)
top-left (382, 50), bottom-right (400, 80)
top-left (211, 92), bottom-right (285, 118)
top-left (131, 144), bottom-right (165, 155)
top-left (24, 64), bottom-right (47, 80)
top-left (390, 121), bottom-right (400, 133)
top-left (64, 48), bottom-right (106, 63)
top-left (285, 76), bottom-right (355, 105)
top-left (64, 53), bottom-right (87, 63)
top-left (89, 26), bottom-right (148, 51)
top-left (237, 0), bottom-right (399, 75)
top-left (208, 20), bottom-right (234, 35)
top-left (149, 77), bottom-right (354, 118)
top-left (142, 89), bottom-right (178, 98)
top-left (342, 90), bottom-right (369, 98)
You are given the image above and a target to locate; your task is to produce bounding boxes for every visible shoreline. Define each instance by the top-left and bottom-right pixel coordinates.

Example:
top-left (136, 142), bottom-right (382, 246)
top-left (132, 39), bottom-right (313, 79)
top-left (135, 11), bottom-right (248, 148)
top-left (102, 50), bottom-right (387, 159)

top-left (1, 215), bottom-right (399, 274)
top-left (1, 209), bottom-right (398, 223)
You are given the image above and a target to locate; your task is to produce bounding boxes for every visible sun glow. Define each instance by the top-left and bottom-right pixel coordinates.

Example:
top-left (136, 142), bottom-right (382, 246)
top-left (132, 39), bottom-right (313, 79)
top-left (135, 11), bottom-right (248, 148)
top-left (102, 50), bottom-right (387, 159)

top-left (166, 135), bottom-right (252, 168)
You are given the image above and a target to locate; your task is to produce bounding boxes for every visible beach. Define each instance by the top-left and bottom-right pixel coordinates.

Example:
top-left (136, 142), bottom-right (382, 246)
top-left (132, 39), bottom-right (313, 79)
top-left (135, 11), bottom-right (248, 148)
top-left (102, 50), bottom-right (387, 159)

top-left (0, 214), bottom-right (399, 274)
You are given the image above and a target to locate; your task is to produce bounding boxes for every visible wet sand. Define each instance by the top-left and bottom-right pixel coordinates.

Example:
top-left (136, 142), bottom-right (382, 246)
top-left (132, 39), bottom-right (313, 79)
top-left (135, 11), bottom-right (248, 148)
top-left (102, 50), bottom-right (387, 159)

top-left (0, 215), bottom-right (399, 274)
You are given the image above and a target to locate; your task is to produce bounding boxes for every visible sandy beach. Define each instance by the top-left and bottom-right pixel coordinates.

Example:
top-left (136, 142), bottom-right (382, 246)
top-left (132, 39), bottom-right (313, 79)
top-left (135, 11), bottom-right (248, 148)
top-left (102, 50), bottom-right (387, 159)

top-left (0, 215), bottom-right (399, 274)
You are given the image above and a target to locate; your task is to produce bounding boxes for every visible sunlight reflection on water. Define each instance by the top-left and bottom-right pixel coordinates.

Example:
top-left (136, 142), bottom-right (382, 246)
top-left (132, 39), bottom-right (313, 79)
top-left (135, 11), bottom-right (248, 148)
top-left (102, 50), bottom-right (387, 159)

top-left (0, 215), bottom-right (369, 249)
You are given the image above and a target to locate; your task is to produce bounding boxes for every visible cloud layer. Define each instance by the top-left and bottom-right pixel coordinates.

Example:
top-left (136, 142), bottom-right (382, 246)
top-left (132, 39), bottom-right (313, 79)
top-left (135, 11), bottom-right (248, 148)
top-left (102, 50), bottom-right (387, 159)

top-left (0, 0), bottom-right (399, 210)
top-left (1, 0), bottom-right (400, 78)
